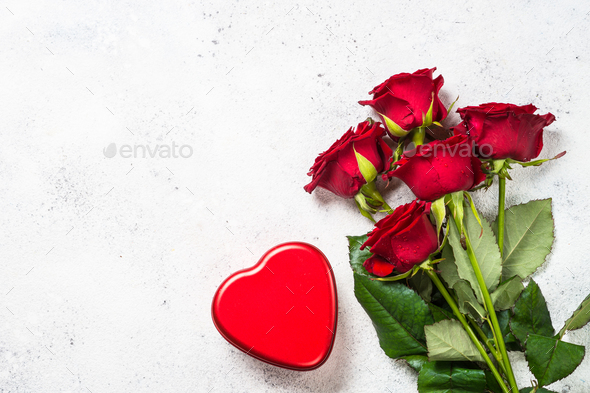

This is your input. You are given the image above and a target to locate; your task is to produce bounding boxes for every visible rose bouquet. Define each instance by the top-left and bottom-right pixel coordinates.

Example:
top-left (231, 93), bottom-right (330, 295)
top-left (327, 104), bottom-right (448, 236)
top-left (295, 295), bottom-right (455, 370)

top-left (305, 68), bottom-right (587, 393)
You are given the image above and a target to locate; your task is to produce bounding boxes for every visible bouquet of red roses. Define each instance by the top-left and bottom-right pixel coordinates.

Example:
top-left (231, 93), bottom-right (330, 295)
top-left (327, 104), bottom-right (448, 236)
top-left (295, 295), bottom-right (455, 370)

top-left (305, 68), bottom-right (586, 393)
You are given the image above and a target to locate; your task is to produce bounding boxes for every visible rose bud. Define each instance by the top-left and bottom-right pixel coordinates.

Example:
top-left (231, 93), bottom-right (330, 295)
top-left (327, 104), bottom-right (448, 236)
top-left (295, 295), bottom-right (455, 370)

top-left (384, 135), bottom-right (486, 201)
top-left (360, 200), bottom-right (438, 276)
top-left (359, 68), bottom-right (447, 138)
top-left (304, 121), bottom-right (392, 199)
top-left (452, 103), bottom-right (556, 162)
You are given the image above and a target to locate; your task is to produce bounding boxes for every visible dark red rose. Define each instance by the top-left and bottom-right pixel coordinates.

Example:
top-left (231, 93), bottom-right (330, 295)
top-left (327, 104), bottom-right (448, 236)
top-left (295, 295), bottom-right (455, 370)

top-left (359, 68), bottom-right (447, 138)
top-left (361, 200), bottom-right (438, 276)
top-left (452, 103), bottom-right (556, 162)
top-left (384, 135), bottom-right (486, 201)
top-left (304, 121), bottom-right (393, 198)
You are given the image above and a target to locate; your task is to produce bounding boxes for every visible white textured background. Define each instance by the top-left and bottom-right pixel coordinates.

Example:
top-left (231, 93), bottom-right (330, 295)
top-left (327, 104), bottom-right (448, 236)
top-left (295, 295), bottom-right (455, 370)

top-left (1, 1), bottom-right (589, 392)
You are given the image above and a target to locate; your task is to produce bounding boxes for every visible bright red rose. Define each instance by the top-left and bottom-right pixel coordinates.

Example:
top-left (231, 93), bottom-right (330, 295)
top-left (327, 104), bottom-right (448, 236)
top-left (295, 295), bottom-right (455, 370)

top-left (359, 68), bottom-right (447, 138)
top-left (452, 103), bottom-right (556, 162)
top-left (384, 135), bottom-right (486, 201)
top-left (361, 200), bottom-right (438, 276)
top-left (304, 121), bottom-right (393, 198)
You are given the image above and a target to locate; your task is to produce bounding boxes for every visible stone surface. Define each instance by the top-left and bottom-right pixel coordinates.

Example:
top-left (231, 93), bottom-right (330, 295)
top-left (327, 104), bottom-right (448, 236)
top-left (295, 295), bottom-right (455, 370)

top-left (0, 0), bottom-right (589, 392)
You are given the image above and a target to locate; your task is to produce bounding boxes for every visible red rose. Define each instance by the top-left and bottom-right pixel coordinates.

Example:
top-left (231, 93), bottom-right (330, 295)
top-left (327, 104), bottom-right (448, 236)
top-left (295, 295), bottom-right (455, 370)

top-left (361, 200), bottom-right (438, 276)
top-left (359, 68), bottom-right (447, 138)
top-left (304, 121), bottom-right (392, 198)
top-left (384, 135), bottom-right (486, 201)
top-left (452, 103), bottom-right (556, 162)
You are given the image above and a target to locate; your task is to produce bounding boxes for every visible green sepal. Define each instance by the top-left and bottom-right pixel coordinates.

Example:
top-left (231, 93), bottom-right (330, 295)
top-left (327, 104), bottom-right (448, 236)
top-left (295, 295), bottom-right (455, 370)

top-left (448, 192), bottom-right (465, 235)
top-left (360, 181), bottom-right (385, 205)
top-left (374, 267), bottom-right (415, 282)
top-left (421, 92), bottom-right (435, 127)
top-left (431, 196), bottom-right (446, 240)
top-left (380, 112), bottom-right (411, 137)
top-left (354, 194), bottom-right (376, 222)
top-left (390, 135), bottom-right (407, 170)
top-left (354, 146), bottom-right (378, 183)
top-left (463, 191), bottom-right (483, 237)
top-left (507, 151), bottom-right (566, 167)
top-left (492, 159), bottom-right (507, 174)
top-left (446, 95), bottom-right (460, 117)
top-left (376, 258), bottom-right (441, 282)
top-left (354, 182), bottom-right (392, 220)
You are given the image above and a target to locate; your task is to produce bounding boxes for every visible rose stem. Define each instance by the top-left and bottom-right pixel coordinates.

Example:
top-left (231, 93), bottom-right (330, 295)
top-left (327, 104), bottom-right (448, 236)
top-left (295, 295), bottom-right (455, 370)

top-left (467, 316), bottom-right (507, 375)
top-left (497, 176), bottom-right (506, 258)
top-left (461, 229), bottom-right (518, 393)
top-left (424, 270), bottom-right (510, 393)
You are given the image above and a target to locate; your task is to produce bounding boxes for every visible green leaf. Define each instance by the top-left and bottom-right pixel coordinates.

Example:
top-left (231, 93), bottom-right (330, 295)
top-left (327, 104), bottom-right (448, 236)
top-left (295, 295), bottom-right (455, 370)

top-left (429, 304), bottom-right (457, 323)
top-left (439, 243), bottom-right (461, 289)
top-left (447, 208), bottom-right (502, 303)
top-left (510, 279), bottom-right (554, 346)
top-left (485, 369), bottom-right (504, 393)
top-left (402, 355), bottom-right (429, 372)
top-left (520, 388), bottom-right (558, 393)
top-left (354, 147), bottom-right (378, 183)
top-left (454, 280), bottom-right (487, 321)
top-left (353, 273), bottom-right (434, 358)
top-left (425, 319), bottom-right (485, 362)
top-left (409, 270), bottom-right (433, 302)
top-left (418, 361), bottom-right (486, 392)
top-left (347, 235), bottom-right (376, 277)
top-left (559, 293), bottom-right (590, 338)
top-left (525, 334), bottom-right (585, 387)
top-left (439, 236), bottom-right (487, 321)
top-left (493, 199), bottom-right (554, 281)
top-left (490, 276), bottom-right (525, 311)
